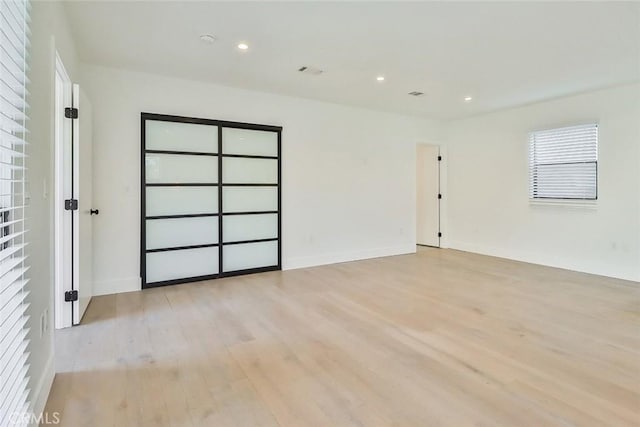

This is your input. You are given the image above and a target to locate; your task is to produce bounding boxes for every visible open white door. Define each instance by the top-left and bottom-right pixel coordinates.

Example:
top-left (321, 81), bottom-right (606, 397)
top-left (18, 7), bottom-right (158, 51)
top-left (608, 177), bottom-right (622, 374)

top-left (54, 59), bottom-right (72, 329)
top-left (416, 144), bottom-right (440, 247)
top-left (72, 84), bottom-right (94, 325)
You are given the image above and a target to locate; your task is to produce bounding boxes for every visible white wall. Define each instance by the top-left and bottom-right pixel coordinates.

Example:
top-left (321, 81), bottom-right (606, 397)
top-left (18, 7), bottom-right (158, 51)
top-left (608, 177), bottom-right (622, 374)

top-left (21, 3), bottom-right (638, 420)
top-left (80, 64), bottom-right (440, 296)
top-left (444, 84), bottom-right (640, 282)
top-left (28, 0), bottom-right (82, 417)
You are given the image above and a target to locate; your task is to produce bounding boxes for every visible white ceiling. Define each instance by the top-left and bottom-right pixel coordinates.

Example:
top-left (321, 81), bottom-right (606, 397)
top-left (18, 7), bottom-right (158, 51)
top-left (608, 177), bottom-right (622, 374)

top-left (64, 1), bottom-right (640, 120)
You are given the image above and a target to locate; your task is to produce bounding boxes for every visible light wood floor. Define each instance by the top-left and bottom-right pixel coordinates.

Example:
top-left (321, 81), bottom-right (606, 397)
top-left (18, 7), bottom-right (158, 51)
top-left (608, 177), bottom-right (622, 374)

top-left (45, 248), bottom-right (640, 427)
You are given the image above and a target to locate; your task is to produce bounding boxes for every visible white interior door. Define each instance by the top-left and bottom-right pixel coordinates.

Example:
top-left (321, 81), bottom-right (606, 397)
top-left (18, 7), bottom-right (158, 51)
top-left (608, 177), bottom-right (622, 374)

top-left (416, 144), bottom-right (440, 247)
top-left (54, 61), bottom-right (72, 329)
top-left (72, 84), bottom-right (94, 324)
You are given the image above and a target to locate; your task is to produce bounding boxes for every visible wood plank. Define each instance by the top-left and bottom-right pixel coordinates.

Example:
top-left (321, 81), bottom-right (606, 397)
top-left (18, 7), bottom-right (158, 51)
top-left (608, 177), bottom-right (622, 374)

top-left (44, 248), bottom-right (640, 426)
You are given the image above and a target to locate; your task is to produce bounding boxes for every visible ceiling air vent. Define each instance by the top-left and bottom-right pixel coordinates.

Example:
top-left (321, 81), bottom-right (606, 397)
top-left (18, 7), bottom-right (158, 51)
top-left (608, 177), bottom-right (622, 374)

top-left (408, 91), bottom-right (424, 97)
top-left (298, 66), bottom-right (324, 76)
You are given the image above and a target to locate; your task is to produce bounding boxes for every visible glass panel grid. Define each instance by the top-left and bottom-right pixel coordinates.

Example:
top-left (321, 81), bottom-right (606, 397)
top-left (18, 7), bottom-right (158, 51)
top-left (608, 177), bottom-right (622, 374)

top-left (146, 247), bottom-right (219, 283)
top-left (222, 127), bottom-right (278, 156)
top-left (145, 153), bottom-right (218, 183)
top-left (146, 120), bottom-right (218, 153)
top-left (223, 213), bottom-right (278, 243)
top-left (223, 240), bottom-right (279, 272)
top-left (146, 186), bottom-right (218, 216)
top-left (222, 186), bottom-right (278, 213)
top-left (222, 157), bottom-right (278, 184)
top-left (146, 216), bottom-right (219, 250)
top-left (143, 115), bottom-right (280, 287)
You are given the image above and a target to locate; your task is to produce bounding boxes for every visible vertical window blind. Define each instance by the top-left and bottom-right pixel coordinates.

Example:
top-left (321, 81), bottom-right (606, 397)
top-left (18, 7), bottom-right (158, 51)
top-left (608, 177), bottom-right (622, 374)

top-left (0, 0), bottom-right (31, 425)
top-left (529, 124), bottom-right (598, 200)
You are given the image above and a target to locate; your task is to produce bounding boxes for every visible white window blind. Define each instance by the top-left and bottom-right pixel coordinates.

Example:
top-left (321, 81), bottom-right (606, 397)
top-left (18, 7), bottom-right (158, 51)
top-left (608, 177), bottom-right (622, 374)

top-left (0, 1), bottom-right (31, 426)
top-left (529, 124), bottom-right (598, 200)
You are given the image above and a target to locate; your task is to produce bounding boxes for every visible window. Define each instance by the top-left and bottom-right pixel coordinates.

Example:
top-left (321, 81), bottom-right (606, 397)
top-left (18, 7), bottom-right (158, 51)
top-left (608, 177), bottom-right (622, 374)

top-left (0, 0), bottom-right (31, 425)
top-left (529, 124), bottom-right (598, 200)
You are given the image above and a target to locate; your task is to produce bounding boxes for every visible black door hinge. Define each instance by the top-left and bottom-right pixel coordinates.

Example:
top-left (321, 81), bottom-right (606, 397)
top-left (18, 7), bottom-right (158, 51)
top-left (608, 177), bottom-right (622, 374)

top-left (65, 290), bottom-right (78, 302)
top-left (437, 155), bottom-right (442, 161)
top-left (65, 107), bottom-right (78, 119)
top-left (438, 232), bottom-right (442, 238)
top-left (438, 194), bottom-right (442, 199)
top-left (65, 199), bottom-right (78, 210)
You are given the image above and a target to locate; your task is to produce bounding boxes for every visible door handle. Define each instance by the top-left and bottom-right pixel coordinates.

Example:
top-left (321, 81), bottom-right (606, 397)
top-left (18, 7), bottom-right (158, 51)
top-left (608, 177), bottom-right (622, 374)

top-left (90, 209), bottom-right (99, 215)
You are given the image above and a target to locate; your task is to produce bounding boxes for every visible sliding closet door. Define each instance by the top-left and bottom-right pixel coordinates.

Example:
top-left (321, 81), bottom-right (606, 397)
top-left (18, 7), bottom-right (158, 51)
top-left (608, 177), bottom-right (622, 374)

top-left (141, 114), bottom-right (281, 288)
top-left (221, 128), bottom-right (280, 273)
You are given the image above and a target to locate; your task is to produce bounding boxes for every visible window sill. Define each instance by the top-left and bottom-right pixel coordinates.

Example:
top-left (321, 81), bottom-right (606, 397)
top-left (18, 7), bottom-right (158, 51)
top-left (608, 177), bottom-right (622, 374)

top-left (529, 198), bottom-right (598, 209)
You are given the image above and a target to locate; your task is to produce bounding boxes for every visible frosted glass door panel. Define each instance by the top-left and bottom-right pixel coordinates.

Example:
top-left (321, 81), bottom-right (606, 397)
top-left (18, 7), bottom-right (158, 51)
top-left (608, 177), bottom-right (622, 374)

top-left (223, 187), bottom-right (277, 213)
top-left (146, 217), bottom-right (218, 250)
top-left (146, 187), bottom-right (218, 216)
top-left (146, 153), bottom-right (217, 183)
top-left (146, 120), bottom-right (218, 153)
top-left (146, 247), bottom-right (219, 283)
top-left (222, 157), bottom-right (277, 183)
top-left (223, 214), bottom-right (277, 243)
top-left (142, 115), bottom-right (281, 287)
top-left (222, 128), bottom-right (278, 156)
top-left (223, 241), bottom-right (278, 272)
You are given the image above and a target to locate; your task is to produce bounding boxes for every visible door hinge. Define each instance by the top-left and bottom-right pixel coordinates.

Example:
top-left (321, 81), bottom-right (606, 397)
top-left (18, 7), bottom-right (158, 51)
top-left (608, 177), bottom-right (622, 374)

top-left (64, 290), bottom-right (78, 302)
top-left (65, 107), bottom-right (78, 119)
top-left (438, 193), bottom-right (442, 199)
top-left (65, 199), bottom-right (78, 210)
top-left (438, 232), bottom-right (442, 238)
top-left (437, 155), bottom-right (442, 161)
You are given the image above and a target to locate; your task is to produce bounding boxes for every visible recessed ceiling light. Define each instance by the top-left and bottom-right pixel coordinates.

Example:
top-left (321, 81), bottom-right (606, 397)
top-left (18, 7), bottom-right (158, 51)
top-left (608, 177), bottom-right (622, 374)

top-left (237, 43), bottom-right (249, 50)
top-left (464, 96), bottom-right (473, 102)
top-left (199, 34), bottom-right (217, 44)
top-left (376, 76), bottom-right (385, 82)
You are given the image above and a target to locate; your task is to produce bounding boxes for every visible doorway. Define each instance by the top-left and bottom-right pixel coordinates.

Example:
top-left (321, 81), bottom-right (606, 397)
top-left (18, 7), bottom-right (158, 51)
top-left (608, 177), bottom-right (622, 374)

top-left (54, 54), bottom-right (94, 328)
top-left (416, 144), bottom-right (441, 247)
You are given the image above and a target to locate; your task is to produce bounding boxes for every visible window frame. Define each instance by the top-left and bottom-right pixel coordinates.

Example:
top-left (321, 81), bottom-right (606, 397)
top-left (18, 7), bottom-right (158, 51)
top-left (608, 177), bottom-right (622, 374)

top-left (528, 123), bottom-right (599, 202)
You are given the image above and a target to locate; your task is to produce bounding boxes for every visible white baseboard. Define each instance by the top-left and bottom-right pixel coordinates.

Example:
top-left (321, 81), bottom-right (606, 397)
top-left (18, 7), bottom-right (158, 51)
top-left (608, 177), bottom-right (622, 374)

top-left (93, 276), bottom-right (141, 296)
top-left (28, 351), bottom-right (55, 427)
top-left (448, 240), bottom-right (640, 283)
top-left (91, 247), bottom-right (418, 294)
top-left (283, 244), bottom-right (416, 271)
